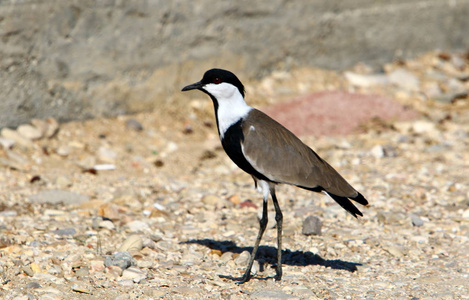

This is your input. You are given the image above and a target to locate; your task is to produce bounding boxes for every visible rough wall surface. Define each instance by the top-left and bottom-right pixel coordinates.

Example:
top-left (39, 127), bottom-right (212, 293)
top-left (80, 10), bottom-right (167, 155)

top-left (1, 0), bottom-right (468, 128)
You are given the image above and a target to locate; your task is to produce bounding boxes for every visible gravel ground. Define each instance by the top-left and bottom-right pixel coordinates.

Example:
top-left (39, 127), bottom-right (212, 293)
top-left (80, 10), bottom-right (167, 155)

top-left (1, 51), bottom-right (469, 299)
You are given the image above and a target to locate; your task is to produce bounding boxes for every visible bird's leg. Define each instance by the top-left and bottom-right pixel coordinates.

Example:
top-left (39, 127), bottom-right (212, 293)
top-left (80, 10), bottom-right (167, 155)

top-left (238, 194), bottom-right (268, 283)
top-left (270, 187), bottom-right (283, 281)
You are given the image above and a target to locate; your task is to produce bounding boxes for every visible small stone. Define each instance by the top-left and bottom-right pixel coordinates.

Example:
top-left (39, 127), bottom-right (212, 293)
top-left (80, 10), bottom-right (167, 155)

top-left (302, 216), bottom-right (322, 236)
top-left (384, 245), bottom-right (405, 257)
top-left (90, 260), bottom-right (105, 273)
top-left (201, 194), bottom-right (223, 207)
top-left (388, 69), bottom-right (420, 91)
top-left (220, 251), bottom-right (233, 263)
top-left (1, 128), bottom-right (34, 148)
top-left (44, 118), bottom-right (60, 138)
top-left (0, 137), bottom-right (15, 149)
top-left (250, 290), bottom-right (300, 299)
top-left (228, 195), bottom-right (241, 205)
top-left (105, 265), bottom-right (123, 278)
top-left (22, 265), bottom-right (35, 277)
top-left (104, 251), bottom-right (134, 270)
top-left (28, 190), bottom-right (89, 206)
top-left (98, 146), bottom-right (118, 163)
top-left (71, 284), bottom-right (91, 294)
top-left (344, 72), bottom-right (388, 87)
top-left (121, 267), bottom-right (147, 283)
top-left (55, 176), bottom-right (72, 188)
top-left (118, 235), bottom-right (143, 252)
top-left (412, 120), bottom-right (437, 135)
top-left (99, 220), bottom-right (116, 230)
top-left (56, 146), bottom-right (70, 156)
top-left (234, 250), bottom-right (251, 266)
top-left (410, 214), bottom-right (424, 227)
top-left (126, 220), bottom-right (150, 233)
top-left (51, 227), bottom-right (77, 236)
top-left (25, 281), bottom-right (41, 289)
top-left (370, 145), bottom-right (385, 159)
top-left (17, 124), bottom-right (43, 140)
top-left (125, 119), bottom-right (144, 131)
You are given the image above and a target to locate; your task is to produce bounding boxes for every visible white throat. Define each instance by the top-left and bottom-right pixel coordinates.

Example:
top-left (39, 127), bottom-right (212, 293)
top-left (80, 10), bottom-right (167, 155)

top-left (203, 82), bottom-right (252, 139)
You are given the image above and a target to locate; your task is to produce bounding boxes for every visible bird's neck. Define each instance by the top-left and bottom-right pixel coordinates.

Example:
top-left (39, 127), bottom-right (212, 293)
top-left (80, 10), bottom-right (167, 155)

top-left (214, 91), bottom-right (252, 139)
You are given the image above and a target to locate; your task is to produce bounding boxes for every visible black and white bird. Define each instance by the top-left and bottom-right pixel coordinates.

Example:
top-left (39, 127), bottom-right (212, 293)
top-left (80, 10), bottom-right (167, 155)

top-left (182, 68), bottom-right (368, 283)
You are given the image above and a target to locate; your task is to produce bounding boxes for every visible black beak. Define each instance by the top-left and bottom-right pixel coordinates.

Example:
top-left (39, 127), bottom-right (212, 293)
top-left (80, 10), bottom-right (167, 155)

top-left (181, 81), bottom-right (203, 92)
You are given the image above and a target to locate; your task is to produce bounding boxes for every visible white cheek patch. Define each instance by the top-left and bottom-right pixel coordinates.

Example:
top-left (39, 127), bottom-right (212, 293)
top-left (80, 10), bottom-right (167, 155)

top-left (205, 83), bottom-right (252, 139)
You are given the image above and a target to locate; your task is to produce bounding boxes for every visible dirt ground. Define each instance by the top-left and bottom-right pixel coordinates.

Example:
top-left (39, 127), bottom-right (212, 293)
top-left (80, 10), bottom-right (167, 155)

top-left (1, 51), bottom-right (469, 299)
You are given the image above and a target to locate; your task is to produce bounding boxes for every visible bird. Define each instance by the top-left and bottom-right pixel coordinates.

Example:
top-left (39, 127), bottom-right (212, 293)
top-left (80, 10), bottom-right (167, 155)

top-left (181, 68), bottom-right (369, 283)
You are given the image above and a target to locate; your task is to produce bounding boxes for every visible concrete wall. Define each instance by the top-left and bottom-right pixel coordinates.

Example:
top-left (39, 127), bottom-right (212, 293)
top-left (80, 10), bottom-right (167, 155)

top-left (1, 0), bottom-right (468, 128)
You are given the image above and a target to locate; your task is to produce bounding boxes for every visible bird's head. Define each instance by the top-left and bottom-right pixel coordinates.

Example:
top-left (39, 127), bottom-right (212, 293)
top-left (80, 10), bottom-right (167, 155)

top-left (182, 68), bottom-right (245, 100)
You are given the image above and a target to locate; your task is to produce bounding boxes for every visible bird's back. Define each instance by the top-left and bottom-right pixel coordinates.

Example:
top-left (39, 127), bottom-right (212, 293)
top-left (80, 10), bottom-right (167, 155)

top-left (240, 109), bottom-right (358, 198)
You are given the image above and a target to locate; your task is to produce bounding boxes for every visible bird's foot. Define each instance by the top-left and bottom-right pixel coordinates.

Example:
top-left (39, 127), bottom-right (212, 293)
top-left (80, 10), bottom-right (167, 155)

top-left (218, 273), bottom-right (251, 284)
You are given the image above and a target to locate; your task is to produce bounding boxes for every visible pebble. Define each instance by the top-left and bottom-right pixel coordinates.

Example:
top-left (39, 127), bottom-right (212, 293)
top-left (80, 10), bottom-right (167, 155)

top-left (104, 251), bottom-right (134, 270)
top-left (98, 146), bottom-right (118, 163)
top-left (344, 71), bottom-right (388, 87)
top-left (388, 69), bottom-right (420, 91)
top-left (56, 146), bottom-right (70, 156)
top-left (118, 235), bottom-right (143, 252)
top-left (370, 144), bottom-right (385, 159)
top-left (1, 128), bottom-right (34, 148)
top-left (28, 190), bottom-right (89, 206)
top-left (0, 137), bottom-right (15, 149)
top-left (17, 124), bottom-right (43, 140)
top-left (71, 284), bottom-right (91, 294)
top-left (121, 267), bottom-right (147, 283)
top-left (384, 245), bottom-right (405, 257)
top-left (126, 220), bottom-right (151, 233)
top-left (125, 119), bottom-right (144, 131)
top-left (410, 213), bottom-right (424, 227)
top-left (0, 51), bottom-right (467, 299)
top-left (234, 250), bottom-right (251, 266)
top-left (52, 227), bottom-right (77, 236)
top-left (201, 194), bottom-right (223, 207)
top-left (250, 290), bottom-right (300, 299)
top-left (302, 215), bottom-right (322, 236)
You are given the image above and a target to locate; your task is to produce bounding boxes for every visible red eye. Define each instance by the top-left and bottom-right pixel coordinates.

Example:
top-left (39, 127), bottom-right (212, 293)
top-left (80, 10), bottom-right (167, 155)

top-left (213, 78), bottom-right (221, 84)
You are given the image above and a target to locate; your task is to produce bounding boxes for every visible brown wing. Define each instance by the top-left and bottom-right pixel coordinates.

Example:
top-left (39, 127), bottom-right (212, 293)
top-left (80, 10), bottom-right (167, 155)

top-left (241, 109), bottom-right (358, 198)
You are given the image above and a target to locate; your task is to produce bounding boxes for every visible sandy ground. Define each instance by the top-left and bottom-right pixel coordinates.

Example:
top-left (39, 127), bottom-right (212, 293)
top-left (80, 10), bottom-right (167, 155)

top-left (1, 51), bottom-right (469, 299)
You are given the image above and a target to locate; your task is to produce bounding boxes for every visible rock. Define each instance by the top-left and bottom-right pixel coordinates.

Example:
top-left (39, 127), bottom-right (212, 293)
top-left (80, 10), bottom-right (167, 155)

top-left (388, 69), bottom-right (420, 91)
top-left (370, 144), bottom-right (385, 159)
top-left (44, 118), bottom-right (60, 138)
top-left (125, 119), bottom-right (144, 131)
top-left (250, 290), bottom-right (300, 299)
top-left (1, 128), bottom-right (34, 148)
top-left (28, 190), bottom-right (89, 206)
top-left (384, 245), bottom-right (405, 257)
top-left (71, 284), bottom-right (91, 294)
top-left (344, 71), bottom-right (388, 87)
top-left (302, 216), bottom-right (322, 236)
top-left (0, 137), bottom-right (15, 149)
top-left (105, 265), bottom-right (123, 279)
top-left (201, 194), bottom-right (224, 208)
top-left (98, 146), bottom-right (118, 163)
top-left (118, 235), bottom-right (143, 252)
top-left (126, 220), bottom-right (151, 233)
top-left (104, 251), bottom-right (134, 270)
top-left (121, 267), bottom-right (147, 283)
top-left (99, 220), bottom-right (116, 230)
top-left (25, 282), bottom-right (41, 289)
top-left (51, 228), bottom-right (77, 236)
top-left (234, 250), bottom-right (251, 266)
top-left (410, 214), bottom-right (424, 227)
top-left (412, 120), bottom-right (437, 135)
top-left (17, 124), bottom-right (43, 140)
top-left (56, 146), bottom-right (70, 157)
